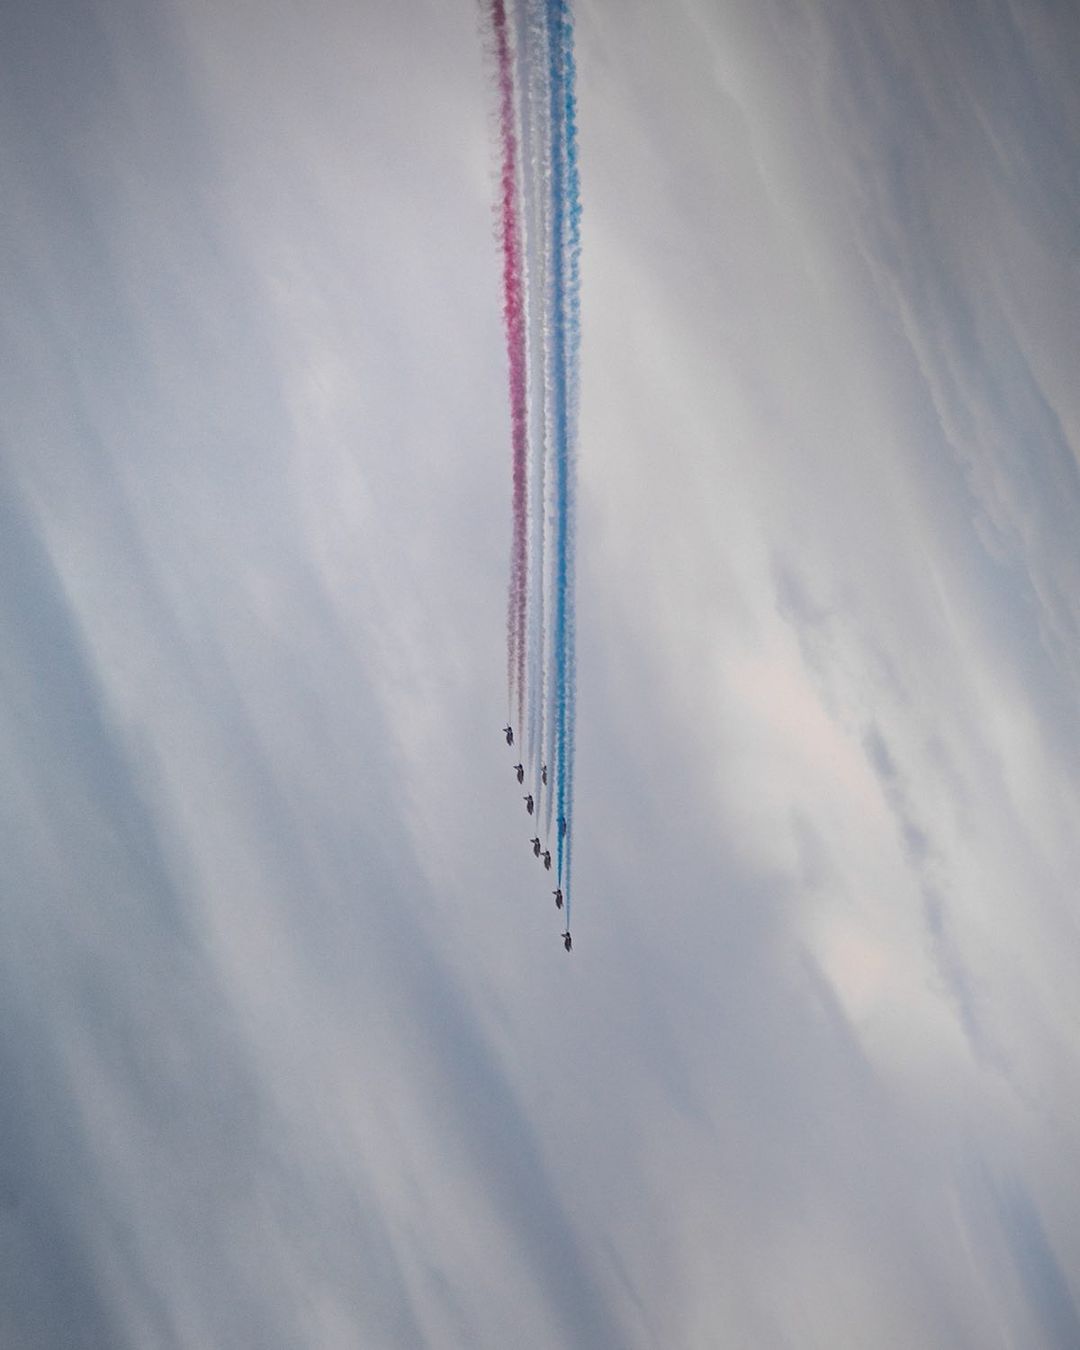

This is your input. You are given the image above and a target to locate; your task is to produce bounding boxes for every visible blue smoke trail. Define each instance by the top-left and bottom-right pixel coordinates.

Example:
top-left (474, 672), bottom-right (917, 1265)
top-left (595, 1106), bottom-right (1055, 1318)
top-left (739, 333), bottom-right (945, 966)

top-left (546, 0), bottom-right (578, 923)
top-left (558, 0), bottom-right (580, 922)
top-left (518, 0), bottom-right (549, 816)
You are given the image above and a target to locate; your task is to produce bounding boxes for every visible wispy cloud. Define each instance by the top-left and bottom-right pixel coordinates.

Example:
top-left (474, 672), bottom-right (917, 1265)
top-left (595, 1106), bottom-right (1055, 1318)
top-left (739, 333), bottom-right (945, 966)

top-left (2, 0), bottom-right (1079, 1344)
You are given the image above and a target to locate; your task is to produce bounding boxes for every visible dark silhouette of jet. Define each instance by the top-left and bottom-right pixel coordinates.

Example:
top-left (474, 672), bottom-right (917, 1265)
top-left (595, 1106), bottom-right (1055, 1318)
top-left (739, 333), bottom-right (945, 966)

top-left (553, 888), bottom-right (563, 909)
top-left (562, 931), bottom-right (572, 952)
top-left (524, 794), bottom-right (534, 815)
top-left (503, 725), bottom-right (514, 746)
top-left (542, 849), bottom-right (552, 870)
top-left (541, 764), bottom-right (548, 785)
top-left (530, 837), bottom-right (542, 857)
top-left (558, 816), bottom-right (567, 838)
top-left (514, 763), bottom-right (524, 784)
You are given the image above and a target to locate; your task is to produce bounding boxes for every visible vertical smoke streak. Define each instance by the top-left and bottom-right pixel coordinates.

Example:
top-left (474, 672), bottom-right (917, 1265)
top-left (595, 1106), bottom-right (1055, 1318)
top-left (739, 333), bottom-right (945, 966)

top-left (517, 0), bottom-right (547, 808)
top-left (546, 0), bottom-right (572, 900)
top-left (546, 0), bottom-right (580, 906)
top-left (518, 0), bottom-right (556, 837)
top-left (557, 0), bottom-right (579, 919)
top-left (529, 0), bottom-right (557, 839)
top-left (490, 0), bottom-right (528, 733)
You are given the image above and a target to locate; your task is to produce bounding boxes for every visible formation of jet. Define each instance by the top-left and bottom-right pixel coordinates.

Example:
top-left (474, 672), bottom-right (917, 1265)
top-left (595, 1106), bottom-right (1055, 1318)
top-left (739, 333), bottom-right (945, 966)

top-left (504, 725), bottom-right (572, 951)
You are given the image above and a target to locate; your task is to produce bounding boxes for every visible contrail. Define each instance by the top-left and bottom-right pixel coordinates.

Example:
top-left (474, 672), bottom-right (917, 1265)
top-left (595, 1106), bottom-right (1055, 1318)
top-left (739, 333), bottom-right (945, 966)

top-left (491, 0), bottom-right (528, 733)
top-left (529, 0), bottom-right (560, 841)
top-left (517, 0), bottom-right (549, 811)
top-left (555, 0), bottom-right (580, 916)
top-left (546, 0), bottom-right (578, 906)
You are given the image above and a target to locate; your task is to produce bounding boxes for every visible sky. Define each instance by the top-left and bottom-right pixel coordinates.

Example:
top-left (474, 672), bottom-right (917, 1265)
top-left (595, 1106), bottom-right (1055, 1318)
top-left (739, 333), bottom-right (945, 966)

top-left (1, 0), bottom-right (1079, 1345)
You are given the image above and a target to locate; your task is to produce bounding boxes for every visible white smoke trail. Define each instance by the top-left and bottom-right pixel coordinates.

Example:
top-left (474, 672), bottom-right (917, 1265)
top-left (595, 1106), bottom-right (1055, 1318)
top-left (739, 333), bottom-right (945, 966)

top-left (516, 0), bottom-right (546, 812)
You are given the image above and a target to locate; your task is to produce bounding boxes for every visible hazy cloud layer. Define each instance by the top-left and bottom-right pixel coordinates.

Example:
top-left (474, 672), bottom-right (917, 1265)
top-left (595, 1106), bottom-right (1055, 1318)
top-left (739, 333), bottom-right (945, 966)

top-left (2, 0), bottom-right (1078, 1345)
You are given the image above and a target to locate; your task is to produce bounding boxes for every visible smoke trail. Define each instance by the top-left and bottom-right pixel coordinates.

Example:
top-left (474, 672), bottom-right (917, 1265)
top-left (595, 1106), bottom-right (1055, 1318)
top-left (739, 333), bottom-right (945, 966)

top-left (490, 0), bottom-right (528, 732)
top-left (531, 2), bottom-right (559, 838)
top-left (545, 0), bottom-right (580, 908)
top-left (556, 0), bottom-right (580, 916)
top-left (517, 0), bottom-right (548, 808)
top-left (545, 0), bottom-right (567, 883)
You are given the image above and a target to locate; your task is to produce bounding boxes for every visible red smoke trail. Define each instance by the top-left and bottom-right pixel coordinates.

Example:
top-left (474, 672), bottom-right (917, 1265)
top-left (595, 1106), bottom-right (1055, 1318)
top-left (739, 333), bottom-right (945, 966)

top-left (491, 0), bottom-right (528, 730)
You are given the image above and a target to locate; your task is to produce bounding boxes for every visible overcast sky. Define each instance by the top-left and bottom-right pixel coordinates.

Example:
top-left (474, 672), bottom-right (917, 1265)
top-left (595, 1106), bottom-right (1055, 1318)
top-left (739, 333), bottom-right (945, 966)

top-left (2, 0), bottom-right (1079, 1346)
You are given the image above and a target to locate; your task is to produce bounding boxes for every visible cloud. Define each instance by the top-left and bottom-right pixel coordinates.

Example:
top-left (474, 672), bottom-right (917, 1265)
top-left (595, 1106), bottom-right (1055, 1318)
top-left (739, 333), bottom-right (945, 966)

top-left (993, 1176), bottom-right (1080, 1350)
top-left (3, 0), bottom-right (1080, 1345)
